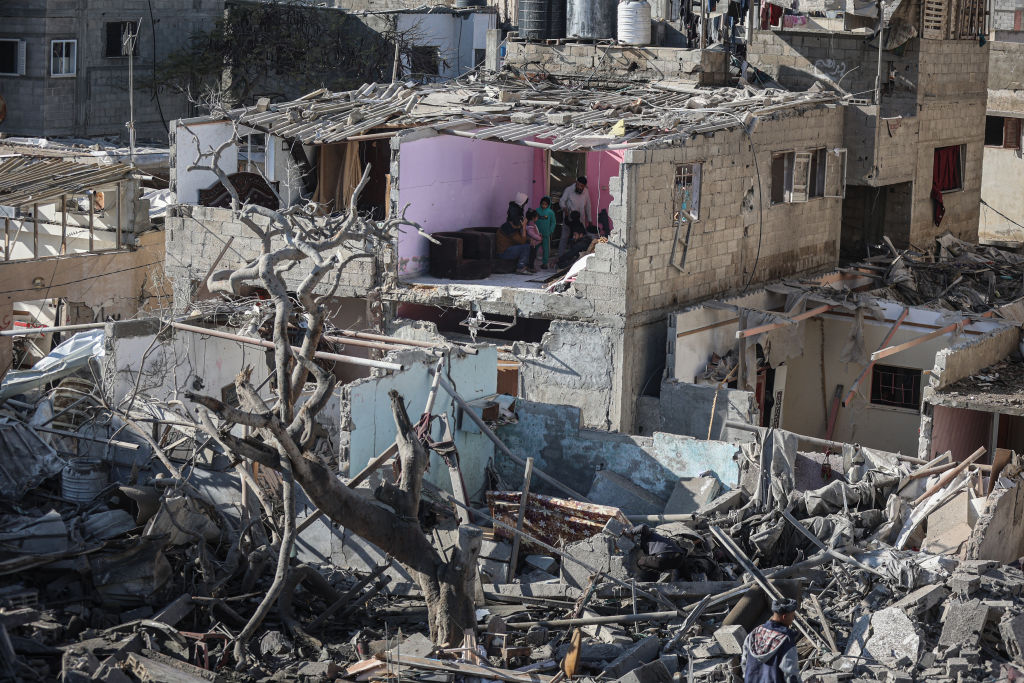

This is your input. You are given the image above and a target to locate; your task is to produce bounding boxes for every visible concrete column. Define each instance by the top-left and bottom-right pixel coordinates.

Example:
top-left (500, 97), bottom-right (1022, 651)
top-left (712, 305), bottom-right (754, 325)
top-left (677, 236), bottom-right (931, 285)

top-left (486, 28), bottom-right (501, 71)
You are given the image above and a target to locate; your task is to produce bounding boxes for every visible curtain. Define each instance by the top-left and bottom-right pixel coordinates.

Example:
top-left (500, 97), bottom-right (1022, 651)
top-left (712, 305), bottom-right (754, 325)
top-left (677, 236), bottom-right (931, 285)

top-left (933, 145), bottom-right (961, 193)
top-left (312, 142), bottom-right (363, 214)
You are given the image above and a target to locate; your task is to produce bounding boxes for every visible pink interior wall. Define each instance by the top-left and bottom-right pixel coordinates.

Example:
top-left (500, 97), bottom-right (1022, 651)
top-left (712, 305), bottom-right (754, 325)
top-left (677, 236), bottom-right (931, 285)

top-left (397, 135), bottom-right (535, 275)
top-left (588, 150), bottom-right (624, 218)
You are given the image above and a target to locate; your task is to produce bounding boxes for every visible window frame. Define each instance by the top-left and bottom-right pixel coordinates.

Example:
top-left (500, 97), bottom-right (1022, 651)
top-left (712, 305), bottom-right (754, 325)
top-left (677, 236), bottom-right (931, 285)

top-left (674, 162), bottom-right (702, 221)
top-left (771, 151), bottom-right (794, 205)
top-left (1004, 117), bottom-right (1022, 151)
top-left (809, 148), bottom-right (828, 198)
top-left (0, 38), bottom-right (25, 76)
top-left (986, 115), bottom-right (1007, 147)
top-left (869, 364), bottom-right (923, 411)
top-left (50, 39), bottom-right (77, 78)
top-left (105, 21), bottom-right (140, 59)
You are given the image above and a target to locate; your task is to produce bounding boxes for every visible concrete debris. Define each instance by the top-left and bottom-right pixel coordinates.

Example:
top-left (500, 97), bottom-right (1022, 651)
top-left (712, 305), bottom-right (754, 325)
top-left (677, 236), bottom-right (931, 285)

top-left (588, 469), bottom-right (667, 516)
top-left (663, 476), bottom-right (722, 515)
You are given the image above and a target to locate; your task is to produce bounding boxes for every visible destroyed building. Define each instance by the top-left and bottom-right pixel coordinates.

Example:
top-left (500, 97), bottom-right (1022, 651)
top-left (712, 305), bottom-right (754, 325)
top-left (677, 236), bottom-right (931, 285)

top-left (166, 78), bottom-right (847, 433)
top-left (0, 150), bottom-right (168, 373)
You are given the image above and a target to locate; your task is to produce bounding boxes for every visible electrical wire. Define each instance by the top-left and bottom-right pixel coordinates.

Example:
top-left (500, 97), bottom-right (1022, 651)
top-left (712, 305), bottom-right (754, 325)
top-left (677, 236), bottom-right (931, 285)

top-left (0, 261), bottom-right (162, 297)
top-left (980, 198), bottom-right (1024, 232)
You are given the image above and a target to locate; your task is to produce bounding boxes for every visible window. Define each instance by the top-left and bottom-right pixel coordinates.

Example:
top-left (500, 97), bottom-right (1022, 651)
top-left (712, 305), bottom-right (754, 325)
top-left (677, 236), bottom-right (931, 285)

top-left (870, 365), bottom-right (922, 410)
top-left (50, 39), bottom-right (76, 77)
top-left (408, 45), bottom-right (439, 76)
top-left (474, 48), bottom-right (486, 68)
top-left (988, 116), bottom-right (1022, 150)
top-left (105, 21), bottom-right (139, 58)
top-left (0, 39), bottom-right (25, 76)
top-left (674, 163), bottom-right (701, 220)
top-left (774, 148), bottom-right (847, 203)
top-left (809, 148), bottom-right (827, 198)
top-left (933, 144), bottom-right (964, 193)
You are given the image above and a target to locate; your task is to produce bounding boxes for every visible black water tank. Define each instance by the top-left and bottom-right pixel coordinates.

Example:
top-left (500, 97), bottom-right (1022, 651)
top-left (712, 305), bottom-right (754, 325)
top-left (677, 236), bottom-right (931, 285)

top-left (519, 0), bottom-right (551, 40)
top-left (455, 0), bottom-right (486, 7)
top-left (549, 0), bottom-right (567, 39)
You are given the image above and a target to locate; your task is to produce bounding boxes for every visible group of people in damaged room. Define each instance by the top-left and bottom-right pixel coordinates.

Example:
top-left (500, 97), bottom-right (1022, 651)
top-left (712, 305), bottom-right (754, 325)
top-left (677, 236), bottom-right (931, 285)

top-left (496, 176), bottom-right (612, 275)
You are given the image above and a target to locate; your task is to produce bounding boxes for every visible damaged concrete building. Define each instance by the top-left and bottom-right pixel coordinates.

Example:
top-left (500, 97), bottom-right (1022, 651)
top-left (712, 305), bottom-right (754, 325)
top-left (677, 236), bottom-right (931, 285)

top-left (167, 78), bottom-right (847, 432)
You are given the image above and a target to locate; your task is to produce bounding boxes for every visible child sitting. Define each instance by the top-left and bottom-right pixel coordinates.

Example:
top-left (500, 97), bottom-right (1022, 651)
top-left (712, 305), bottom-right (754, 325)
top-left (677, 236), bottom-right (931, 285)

top-left (524, 209), bottom-right (542, 270)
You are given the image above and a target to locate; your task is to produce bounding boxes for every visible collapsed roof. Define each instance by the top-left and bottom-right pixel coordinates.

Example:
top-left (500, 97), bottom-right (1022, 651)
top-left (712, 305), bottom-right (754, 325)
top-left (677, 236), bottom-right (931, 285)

top-left (226, 78), bottom-right (838, 151)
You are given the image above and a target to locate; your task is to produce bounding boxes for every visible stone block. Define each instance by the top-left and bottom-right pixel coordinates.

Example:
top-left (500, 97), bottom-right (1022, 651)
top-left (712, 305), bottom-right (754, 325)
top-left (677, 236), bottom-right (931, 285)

top-left (480, 539), bottom-right (513, 562)
top-left (560, 533), bottom-right (633, 590)
top-left (999, 610), bottom-right (1024, 663)
top-left (588, 469), bottom-right (668, 516)
top-left (603, 636), bottom-right (662, 679)
top-left (893, 584), bottom-right (950, 616)
top-left (713, 625), bottom-right (746, 655)
top-left (663, 476), bottom-right (722, 515)
top-left (865, 607), bottom-right (921, 667)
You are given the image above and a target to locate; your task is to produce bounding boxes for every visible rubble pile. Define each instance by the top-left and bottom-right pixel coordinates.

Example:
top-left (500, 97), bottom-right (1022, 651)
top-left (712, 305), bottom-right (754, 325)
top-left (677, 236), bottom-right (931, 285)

top-left (854, 233), bottom-right (1024, 312)
top-left (1, 324), bottom-right (1024, 683)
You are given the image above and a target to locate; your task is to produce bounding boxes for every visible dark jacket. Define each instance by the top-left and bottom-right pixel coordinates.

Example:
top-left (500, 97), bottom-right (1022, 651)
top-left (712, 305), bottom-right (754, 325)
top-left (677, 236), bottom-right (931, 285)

top-left (741, 620), bottom-right (800, 683)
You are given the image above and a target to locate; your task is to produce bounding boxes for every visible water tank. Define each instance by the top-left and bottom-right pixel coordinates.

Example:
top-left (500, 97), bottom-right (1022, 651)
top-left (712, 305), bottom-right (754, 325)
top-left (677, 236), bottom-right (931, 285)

top-left (618, 0), bottom-right (652, 44)
top-left (568, 0), bottom-right (616, 39)
top-left (62, 459), bottom-right (108, 503)
top-left (520, 0), bottom-right (551, 40)
top-left (549, 0), bottom-right (567, 39)
top-left (455, 0), bottom-right (486, 6)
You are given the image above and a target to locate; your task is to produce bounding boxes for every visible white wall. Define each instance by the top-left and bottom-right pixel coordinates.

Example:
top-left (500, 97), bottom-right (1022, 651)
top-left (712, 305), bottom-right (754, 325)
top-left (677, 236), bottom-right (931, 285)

top-left (174, 119), bottom-right (240, 206)
top-left (397, 12), bottom-right (496, 79)
top-left (345, 347), bottom-right (497, 499)
top-left (397, 134), bottom-right (535, 275)
top-left (980, 144), bottom-right (1024, 243)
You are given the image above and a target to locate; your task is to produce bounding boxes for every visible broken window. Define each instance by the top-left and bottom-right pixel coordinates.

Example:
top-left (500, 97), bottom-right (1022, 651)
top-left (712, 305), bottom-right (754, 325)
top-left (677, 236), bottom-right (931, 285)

top-left (870, 364), bottom-right (921, 410)
top-left (238, 133), bottom-right (268, 176)
top-left (774, 149), bottom-right (847, 203)
top-left (0, 39), bottom-right (25, 76)
top-left (809, 148), bottom-right (828, 198)
top-left (674, 163), bottom-right (701, 220)
top-left (50, 39), bottom-right (76, 77)
top-left (933, 144), bottom-right (964, 193)
top-left (771, 152), bottom-right (793, 204)
top-left (989, 116), bottom-right (1023, 150)
top-left (408, 45), bottom-right (440, 77)
top-left (105, 21), bottom-right (139, 58)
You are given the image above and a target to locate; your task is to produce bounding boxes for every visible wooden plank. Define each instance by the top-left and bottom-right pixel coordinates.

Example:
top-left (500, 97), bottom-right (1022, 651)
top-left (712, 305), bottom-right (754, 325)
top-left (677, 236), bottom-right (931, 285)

top-left (843, 307), bottom-right (909, 406)
top-left (505, 457), bottom-right (534, 583)
top-left (736, 304), bottom-right (832, 339)
top-left (870, 321), bottom-right (960, 362)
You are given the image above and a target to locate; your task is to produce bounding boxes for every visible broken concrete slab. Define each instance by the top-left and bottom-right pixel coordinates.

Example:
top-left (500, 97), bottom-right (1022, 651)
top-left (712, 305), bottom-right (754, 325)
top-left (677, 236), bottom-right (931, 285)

top-left (588, 470), bottom-right (667, 516)
top-left (663, 477), bottom-right (721, 515)
top-left (391, 632), bottom-right (435, 659)
top-left (560, 534), bottom-right (633, 591)
top-left (939, 599), bottom-right (992, 649)
top-left (614, 659), bottom-right (672, 683)
top-left (696, 488), bottom-right (745, 517)
top-left (481, 539), bottom-right (513, 562)
top-left (524, 555), bottom-right (557, 574)
top-left (581, 610), bottom-right (631, 646)
top-left (865, 607), bottom-right (921, 667)
top-left (603, 636), bottom-right (661, 679)
top-left (922, 490), bottom-right (973, 556)
top-left (1000, 611), bottom-right (1024, 664)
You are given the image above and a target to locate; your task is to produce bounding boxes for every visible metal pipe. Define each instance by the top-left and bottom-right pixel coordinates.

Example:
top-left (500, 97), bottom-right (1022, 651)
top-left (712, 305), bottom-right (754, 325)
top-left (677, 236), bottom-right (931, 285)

top-left (170, 321), bottom-right (403, 371)
top-left (327, 328), bottom-right (477, 354)
top-left (0, 322), bottom-right (107, 337)
top-left (436, 374), bottom-right (592, 502)
top-left (625, 513), bottom-right (695, 523)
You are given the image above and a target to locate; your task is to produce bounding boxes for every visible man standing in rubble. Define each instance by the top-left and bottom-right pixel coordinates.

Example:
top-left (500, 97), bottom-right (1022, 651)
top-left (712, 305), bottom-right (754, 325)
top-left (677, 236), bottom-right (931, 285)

top-left (741, 598), bottom-right (801, 683)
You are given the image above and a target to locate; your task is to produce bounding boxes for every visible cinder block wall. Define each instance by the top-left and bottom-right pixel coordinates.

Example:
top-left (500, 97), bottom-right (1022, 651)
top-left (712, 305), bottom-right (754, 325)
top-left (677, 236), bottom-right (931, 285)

top-left (503, 41), bottom-right (703, 82)
top-left (909, 39), bottom-right (988, 246)
top-left (165, 205), bottom-right (376, 310)
top-left (621, 103), bottom-right (843, 316)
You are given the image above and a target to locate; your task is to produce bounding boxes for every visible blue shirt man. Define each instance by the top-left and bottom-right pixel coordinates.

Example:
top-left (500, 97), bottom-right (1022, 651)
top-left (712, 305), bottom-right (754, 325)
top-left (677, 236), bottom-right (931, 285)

top-left (741, 598), bottom-right (801, 683)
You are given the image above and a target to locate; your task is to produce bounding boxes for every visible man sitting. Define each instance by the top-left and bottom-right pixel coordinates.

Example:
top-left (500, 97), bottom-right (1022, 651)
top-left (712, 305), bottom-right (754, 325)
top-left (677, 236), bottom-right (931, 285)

top-left (557, 218), bottom-right (594, 269)
top-left (497, 216), bottom-right (534, 274)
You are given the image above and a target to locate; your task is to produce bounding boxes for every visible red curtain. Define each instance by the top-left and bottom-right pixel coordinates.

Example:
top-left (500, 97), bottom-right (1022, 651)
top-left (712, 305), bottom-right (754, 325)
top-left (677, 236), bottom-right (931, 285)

top-left (933, 146), bottom-right (961, 193)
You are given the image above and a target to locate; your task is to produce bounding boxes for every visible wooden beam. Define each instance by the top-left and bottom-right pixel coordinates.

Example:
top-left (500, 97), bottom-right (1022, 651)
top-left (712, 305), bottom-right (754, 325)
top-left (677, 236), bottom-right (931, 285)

top-left (736, 304), bottom-right (832, 339)
top-left (844, 307), bottom-right (909, 406)
top-left (675, 317), bottom-right (739, 339)
top-left (870, 320), bottom-right (960, 362)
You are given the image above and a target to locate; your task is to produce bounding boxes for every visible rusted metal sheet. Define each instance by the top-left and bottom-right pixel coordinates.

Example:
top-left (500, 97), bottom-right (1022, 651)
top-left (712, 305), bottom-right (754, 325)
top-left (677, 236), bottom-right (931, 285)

top-left (487, 491), bottom-right (629, 553)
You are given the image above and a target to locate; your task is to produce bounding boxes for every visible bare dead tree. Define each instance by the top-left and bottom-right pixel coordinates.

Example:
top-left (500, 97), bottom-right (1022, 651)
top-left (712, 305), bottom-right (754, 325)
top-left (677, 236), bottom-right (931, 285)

top-left (173, 129), bottom-right (476, 665)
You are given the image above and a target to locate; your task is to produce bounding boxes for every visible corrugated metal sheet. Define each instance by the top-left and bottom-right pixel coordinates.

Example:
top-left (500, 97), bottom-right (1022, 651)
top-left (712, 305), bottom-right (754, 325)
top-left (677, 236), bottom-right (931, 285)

top-left (0, 156), bottom-right (132, 208)
top-left (487, 490), bottom-right (630, 553)
top-left (0, 419), bottom-right (64, 499)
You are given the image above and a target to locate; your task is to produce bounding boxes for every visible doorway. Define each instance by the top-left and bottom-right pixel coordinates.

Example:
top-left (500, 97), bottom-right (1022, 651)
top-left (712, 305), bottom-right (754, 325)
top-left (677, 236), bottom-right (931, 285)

top-left (548, 151), bottom-right (586, 255)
